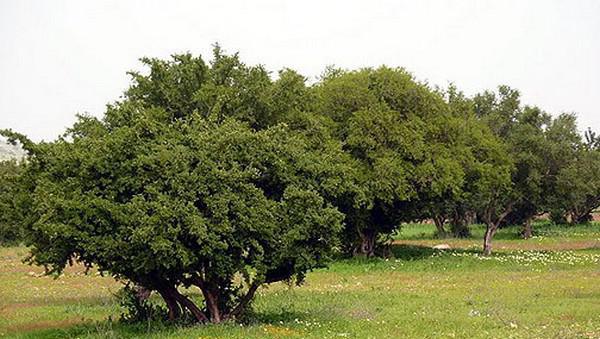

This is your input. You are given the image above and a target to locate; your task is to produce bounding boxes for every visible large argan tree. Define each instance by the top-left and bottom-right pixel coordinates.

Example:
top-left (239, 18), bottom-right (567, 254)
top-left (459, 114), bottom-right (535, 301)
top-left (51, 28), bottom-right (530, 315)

top-left (3, 49), bottom-right (354, 323)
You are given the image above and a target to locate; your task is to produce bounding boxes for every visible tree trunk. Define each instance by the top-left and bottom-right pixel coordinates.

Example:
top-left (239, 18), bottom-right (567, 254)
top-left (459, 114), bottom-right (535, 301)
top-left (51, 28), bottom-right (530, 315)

top-left (465, 210), bottom-right (477, 226)
top-left (570, 209), bottom-right (592, 225)
top-left (521, 218), bottom-right (533, 239)
top-left (354, 229), bottom-right (377, 257)
top-left (483, 224), bottom-right (497, 256)
top-left (569, 210), bottom-right (577, 225)
top-left (156, 288), bottom-right (182, 321)
top-left (433, 215), bottom-right (447, 238)
top-left (192, 276), bottom-right (228, 323)
top-left (201, 287), bottom-right (222, 323)
top-left (134, 284), bottom-right (152, 301)
top-left (165, 286), bottom-right (208, 323)
top-left (450, 212), bottom-right (470, 238)
top-left (226, 283), bottom-right (259, 320)
top-left (481, 203), bottom-right (513, 256)
top-left (192, 277), bottom-right (261, 322)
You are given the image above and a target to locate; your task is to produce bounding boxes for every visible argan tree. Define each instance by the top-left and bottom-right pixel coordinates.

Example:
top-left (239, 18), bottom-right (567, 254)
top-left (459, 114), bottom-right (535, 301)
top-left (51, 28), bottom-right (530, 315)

top-left (434, 104), bottom-right (514, 254)
top-left (541, 113), bottom-right (584, 224)
top-left (5, 116), bottom-right (348, 323)
top-left (473, 86), bottom-right (557, 238)
top-left (314, 67), bottom-right (464, 256)
top-left (468, 150), bottom-right (515, 256)
top-left (554, 140), bottom-right (600, 224)
top-left (3, 49), bottom-right (354, 323)
top-left (410, 84), bottom-right (515, 245)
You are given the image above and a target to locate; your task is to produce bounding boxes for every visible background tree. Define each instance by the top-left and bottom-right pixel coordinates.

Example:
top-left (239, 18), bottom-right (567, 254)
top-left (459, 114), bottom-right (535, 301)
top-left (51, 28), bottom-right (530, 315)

top-left (473, 87), bottom-right (597, 231)
top-left (420, 85), bottom-right (513, 242)
top-left (554, 143), bottom-right (600, 224)
top-left (542, 113), bottom-right (583, 224)
top-left (503, 106), bottom-right (551, 237)
top-left (314, 67), bottom-right (464, 256)
top-left (467, 148), bottom-right (515, 255)
top-left (435, 90), bottom-right (514, 254)
top-left (473, 86), bottom-right (561, 238)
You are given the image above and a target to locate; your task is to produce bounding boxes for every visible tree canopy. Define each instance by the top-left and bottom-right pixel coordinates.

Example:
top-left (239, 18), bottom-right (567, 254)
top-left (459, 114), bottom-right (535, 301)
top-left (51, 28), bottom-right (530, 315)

top-left (314, 67), bottom-right (467, 256)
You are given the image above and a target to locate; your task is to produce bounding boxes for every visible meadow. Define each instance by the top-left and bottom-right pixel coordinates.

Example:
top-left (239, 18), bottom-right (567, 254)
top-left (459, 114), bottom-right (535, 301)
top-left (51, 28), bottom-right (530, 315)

top-left (1, 222), bottom-right (599, 338)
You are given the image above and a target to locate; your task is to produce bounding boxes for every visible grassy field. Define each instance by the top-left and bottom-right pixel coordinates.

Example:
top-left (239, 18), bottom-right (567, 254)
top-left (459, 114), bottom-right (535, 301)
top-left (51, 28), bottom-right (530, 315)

top-left (1, 222), bottom-right (599, 338)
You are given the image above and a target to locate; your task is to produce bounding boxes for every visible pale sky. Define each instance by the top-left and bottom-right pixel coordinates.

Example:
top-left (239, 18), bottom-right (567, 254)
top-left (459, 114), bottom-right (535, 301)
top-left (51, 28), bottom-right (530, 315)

top-left (1, 0), bottom-right (599, 141)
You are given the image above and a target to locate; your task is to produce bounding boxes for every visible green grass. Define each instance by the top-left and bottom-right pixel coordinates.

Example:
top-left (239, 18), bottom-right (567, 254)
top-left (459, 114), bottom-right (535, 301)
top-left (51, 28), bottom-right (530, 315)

top-left (393, 222), bottom-right (600, 253)
top-left (395, 221), bottom-right (600, 240)
top-left (1, 222), bottom-right (600, 338)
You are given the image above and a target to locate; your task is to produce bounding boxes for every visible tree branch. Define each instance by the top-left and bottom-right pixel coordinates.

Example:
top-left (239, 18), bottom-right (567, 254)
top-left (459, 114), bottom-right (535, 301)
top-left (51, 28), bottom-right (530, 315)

top-left (226, 282), bottom-right (260, 320)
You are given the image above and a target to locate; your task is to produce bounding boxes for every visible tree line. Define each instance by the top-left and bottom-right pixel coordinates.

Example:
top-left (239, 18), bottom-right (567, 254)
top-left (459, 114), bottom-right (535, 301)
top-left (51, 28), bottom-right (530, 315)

top-left (1, 46), bottom-right (599, 323)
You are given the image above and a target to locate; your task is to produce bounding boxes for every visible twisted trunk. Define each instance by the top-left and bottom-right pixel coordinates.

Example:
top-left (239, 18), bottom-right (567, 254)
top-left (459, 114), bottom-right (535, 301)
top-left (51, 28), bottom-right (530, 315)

top-left (521, 218), bottom-right (533, 239)
top-left (169, 287), bottom-right (208, 323)
top-left (156, 287), bottom-right (181, 321)
top-left (203, 287), bottom-right (222, 323)
top-left (192, 276), bottom-right (261, 323)
top-left (156, 283), bottom-right (208, 323)
top-left (481, 203), bottom-right (513, 256)
top-left (191, 277), bottom-right (221, 323)
top-left (570, 208), bottom-right (593, 225)
top-left (153, 274), bottom-right (263, 324)
top-left (483, 224), bottom-right (498, 256)
top-left (450, 210), bottom-right (470, 238)
top-left (354, 229), bottom-right (377, 257)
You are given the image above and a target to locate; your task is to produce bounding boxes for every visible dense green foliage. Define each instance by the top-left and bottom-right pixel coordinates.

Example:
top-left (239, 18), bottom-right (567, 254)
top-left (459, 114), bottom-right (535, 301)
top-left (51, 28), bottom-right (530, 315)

top-left (0, 160), bottom-right (24, 244)
top-left (554, 143), bottom-right (600, 224)
top-left (429, 86), bottom-right (600, 252)
top-left (18, 117), bottom-right (347, 322)
top-left (0, 48), bottom-right (353, 324)
top-left (1, 46), bottom-right (599, 324)
top-left (422, 86), bottom-right (515, 250)
top-left (314, 67), bottom-right (466, 256)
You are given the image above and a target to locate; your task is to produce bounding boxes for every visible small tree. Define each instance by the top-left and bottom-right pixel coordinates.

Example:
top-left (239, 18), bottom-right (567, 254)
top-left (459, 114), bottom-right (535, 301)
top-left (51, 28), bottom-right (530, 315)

top-left (471, 87), bottom-right (587, 238)
top-left (419, 85), bottom-right (514, 241)
top-left (450, 120), bottom-right (514, 255)
top-left (503, 106), bottom-right (552, 238)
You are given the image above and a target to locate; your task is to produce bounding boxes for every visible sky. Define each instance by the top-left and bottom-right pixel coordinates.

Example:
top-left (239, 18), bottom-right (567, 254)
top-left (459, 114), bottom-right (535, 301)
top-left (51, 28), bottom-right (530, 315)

top-left (1, 0), bottom-right (599, 142)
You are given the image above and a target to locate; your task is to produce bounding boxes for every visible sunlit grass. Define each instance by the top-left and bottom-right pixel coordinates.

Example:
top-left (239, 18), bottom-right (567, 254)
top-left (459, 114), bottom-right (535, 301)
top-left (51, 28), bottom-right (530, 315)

top-left (395, 221), bottom-right (600, 240)
top-left (1, 222), bottom-right (599, 338)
